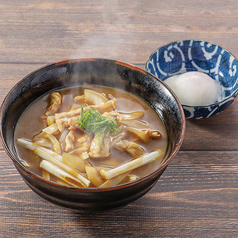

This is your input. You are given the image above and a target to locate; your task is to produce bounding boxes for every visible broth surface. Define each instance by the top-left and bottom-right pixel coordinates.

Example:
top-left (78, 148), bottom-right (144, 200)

top-left (14, 85), bottom-right (168, 186)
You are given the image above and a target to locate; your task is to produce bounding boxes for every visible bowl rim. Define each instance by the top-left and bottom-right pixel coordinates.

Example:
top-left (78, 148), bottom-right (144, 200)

top-left (0, 58), bottom-right (186, 192)
top-left (145, 39), bottom-right (238, 108)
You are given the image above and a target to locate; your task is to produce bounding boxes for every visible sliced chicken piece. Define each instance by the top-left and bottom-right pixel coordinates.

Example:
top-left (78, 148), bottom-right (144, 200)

top-left (68, 117), bottom-right (81, 130)
top-left (114, 140), bottom-right (145, 157)
top-left (56, 108), bottom-right (81, 119)
top-left (55, 108), bottom-right (81, 132)
top-left (102, 110), bottom-right (120, 119)
top-left (55, 117), bottom-right (69, 132)
top-left (89, 133), bottom-right (111, 158)
top-left (77, 133), bottom-right (92, 149)
top-left (65, 130), bottom-right (75, 152)
top-left (65, 130), bottom-right (92, 152)
top-left (45, 92), bottom-right (62, 116)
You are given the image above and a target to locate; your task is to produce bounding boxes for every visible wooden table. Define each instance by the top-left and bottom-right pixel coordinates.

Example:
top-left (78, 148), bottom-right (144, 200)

top-left (1, 1), bottom-right (238, 237)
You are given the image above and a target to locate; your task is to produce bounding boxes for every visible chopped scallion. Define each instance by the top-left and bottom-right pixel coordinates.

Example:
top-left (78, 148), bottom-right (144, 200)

top-left (77, 104), bottom-right (119, 148)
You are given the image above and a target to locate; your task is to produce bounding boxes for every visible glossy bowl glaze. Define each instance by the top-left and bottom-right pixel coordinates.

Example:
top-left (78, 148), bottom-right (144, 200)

top-left (0, 59), bottom-right (185, 211)
top-left (145, 40), bottom-right (238, 119)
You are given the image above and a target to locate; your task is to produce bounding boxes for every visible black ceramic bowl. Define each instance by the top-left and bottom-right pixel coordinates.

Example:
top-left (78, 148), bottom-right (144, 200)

top-left (0, 59), bottom-right (185, 211)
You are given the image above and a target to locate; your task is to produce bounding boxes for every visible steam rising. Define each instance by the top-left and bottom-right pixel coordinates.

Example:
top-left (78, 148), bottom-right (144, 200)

top-left (68, 1), bottom-right (137, 62)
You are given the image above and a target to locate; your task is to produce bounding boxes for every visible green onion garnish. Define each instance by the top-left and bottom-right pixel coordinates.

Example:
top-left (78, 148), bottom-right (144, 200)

top-left (77, 104), bottom-right (119, 149)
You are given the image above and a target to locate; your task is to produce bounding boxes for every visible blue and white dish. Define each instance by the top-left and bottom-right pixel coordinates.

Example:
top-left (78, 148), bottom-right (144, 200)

top-left (145, 40), bottom-right (238, 119)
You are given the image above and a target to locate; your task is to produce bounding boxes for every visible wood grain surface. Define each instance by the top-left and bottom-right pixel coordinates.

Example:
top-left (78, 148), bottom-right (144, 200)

top-left (0, 1), bottom-right (238, 237)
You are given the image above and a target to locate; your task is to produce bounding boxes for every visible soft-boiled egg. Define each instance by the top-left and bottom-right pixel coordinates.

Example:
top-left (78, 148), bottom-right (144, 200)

top-left (164, 71), bottom-right (222, 106)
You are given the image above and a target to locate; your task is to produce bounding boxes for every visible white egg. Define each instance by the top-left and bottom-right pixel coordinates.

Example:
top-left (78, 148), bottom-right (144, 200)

top-left (164, 71), bottom-right (221, 106)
